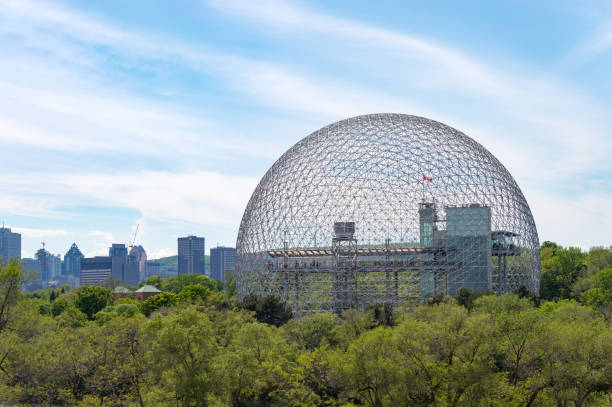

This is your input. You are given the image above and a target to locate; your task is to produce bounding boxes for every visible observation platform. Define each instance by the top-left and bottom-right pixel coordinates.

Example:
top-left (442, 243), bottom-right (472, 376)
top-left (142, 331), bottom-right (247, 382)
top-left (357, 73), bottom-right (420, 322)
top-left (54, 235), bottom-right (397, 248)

top-left (266, 246), bottom-right (452, 258)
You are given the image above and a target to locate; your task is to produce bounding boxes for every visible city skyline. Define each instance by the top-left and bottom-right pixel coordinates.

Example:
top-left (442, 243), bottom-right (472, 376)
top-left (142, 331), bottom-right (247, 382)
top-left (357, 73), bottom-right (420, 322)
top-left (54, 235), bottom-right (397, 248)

top-left (1, 0), bottom-right (611, 259)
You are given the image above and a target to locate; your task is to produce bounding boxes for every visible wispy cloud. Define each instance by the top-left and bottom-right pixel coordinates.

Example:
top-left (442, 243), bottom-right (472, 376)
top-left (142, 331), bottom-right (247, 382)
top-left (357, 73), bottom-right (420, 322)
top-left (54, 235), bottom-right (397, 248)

top-left (577, 22), bottom-right (612, 57)
top-left (9, 227), bottom-right (69, 238)
top-left (1, 171), bottom-right (259, 227)
top-left (208, 0), bottom-right (612, 180)
top-left (87, 230), bottom-right (115, 257)
top-left (153, 248), bottom-right (176, 259)
top-left (88, 230), bottom-right (114, 242)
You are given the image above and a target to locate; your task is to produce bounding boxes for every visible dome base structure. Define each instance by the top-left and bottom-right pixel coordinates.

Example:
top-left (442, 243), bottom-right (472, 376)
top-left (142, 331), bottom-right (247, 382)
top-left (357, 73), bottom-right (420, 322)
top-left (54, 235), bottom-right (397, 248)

top-left (236, 114), bottom-right (540, 315)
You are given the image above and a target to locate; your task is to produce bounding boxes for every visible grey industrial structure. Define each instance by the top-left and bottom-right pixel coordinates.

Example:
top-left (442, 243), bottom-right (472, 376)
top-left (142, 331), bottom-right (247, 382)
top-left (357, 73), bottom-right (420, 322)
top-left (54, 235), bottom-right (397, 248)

top-left (178, 236), bottom-right (205, 275)
top-left (235, 114), bottom-right (540, 315)
top-left (210, 246), bottom-right (236, 283)
top-left (0, 227), bottom-right (21, 263)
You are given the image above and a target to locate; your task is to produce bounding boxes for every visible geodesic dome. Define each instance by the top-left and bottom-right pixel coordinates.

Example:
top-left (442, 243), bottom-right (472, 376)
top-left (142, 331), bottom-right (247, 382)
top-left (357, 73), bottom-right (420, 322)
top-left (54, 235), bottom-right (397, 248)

top-left (236, 113), bottom-right (539, 314)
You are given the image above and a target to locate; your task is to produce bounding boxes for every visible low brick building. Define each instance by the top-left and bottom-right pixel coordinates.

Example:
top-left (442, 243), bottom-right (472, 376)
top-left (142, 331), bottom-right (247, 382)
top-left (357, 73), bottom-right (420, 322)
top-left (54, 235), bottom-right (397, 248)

top-left (135, 284), bottom-right (162, 301)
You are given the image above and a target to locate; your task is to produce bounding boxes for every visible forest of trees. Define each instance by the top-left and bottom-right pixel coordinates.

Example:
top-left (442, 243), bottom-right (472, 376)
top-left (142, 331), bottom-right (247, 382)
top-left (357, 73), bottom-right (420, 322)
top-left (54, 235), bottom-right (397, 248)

top-left (0, 243), bottom-right (610, 406)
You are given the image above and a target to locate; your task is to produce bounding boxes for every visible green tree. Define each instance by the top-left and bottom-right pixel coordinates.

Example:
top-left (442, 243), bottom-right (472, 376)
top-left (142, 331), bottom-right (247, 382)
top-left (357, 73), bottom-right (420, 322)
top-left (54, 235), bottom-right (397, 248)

top-left (456, 287), bottom-right (492, 311)
top-left (0, 259), bottom-right (28, 333)
top-left (540, 246), bottom-right (587, 300)
top-left (146, 308), bottom-right (220, 406)
top-left (580, 267), bottom-right (612, 320)
top-left (586, 246), bottom-right (612, 275)
top-left (56, 305), bottom-right (88, 328)
top-left (161, 274), bottom-right (218, 293)
top-left (144, 275), bottom-right (162, 289)
top-left (139, 292), bottom-right (176, 317)
top-left (50, 296), bottom-right (69, 317)
top-left (216, 321), bottom-right (298, 406)
top-left (73, 286), bottom-right (112, 320)
top-left (537, 304), bottom-right (612, 406)
top-left (284, 312), bottom-right (340, 351)
top-left (332, 326), bottom-right (397, 407)
top-left (176, 284), bottom-right (211, 303)
top-left (366, 302), bottom-right (395, 327)
top-left (238, 294), bottom-right (293, 327)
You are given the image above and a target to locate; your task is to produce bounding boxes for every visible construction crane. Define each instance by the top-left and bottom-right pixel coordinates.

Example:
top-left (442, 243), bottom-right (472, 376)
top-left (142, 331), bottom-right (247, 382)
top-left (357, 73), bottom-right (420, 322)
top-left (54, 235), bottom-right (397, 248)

top-left (128, 223), bottom-right (139, 250)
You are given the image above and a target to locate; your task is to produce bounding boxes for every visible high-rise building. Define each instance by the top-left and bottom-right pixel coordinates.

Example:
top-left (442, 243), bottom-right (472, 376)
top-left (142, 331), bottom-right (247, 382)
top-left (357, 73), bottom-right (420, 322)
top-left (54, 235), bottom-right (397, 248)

top-left (145, 260), bottom-right (178, 279)
top-left (129, 245), bottom-right (147, 283)
top-left (178, 236), bottom-right (205, 275)
top-left (35, 245), bottom-right (62, 282)
top-left (210, 246), bottom-right (236, 283)
top-left (109, 243), bottom-right (139, 286)
top-left (22, 258), bottom-right (43, 291)
top-left (35, 246), bottom-right (51, 282)
top-left (145, 260), bottom-right (161, 277)
top-left (80, 257), bottom-right (112, 286)
top-left (0, 227), bottom-right (21, 263)
top-left (109, 243), bottom-right (128, 258)
top-left (63, 243), bottom-right (84, 287)
top-left (49, 254), bottom-right (62, 281)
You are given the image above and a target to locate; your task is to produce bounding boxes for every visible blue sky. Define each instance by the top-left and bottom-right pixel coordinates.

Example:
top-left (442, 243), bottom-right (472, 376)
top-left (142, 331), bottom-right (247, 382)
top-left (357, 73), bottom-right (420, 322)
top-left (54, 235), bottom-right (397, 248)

top-left (1, 0), bottom-right (611, 259)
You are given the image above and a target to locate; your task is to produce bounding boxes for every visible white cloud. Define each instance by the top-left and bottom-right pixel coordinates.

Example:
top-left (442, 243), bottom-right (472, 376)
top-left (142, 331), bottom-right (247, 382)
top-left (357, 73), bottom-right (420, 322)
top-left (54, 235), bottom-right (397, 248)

top-left (208, 0), bottom-right (612, 179)
top-left (85, 230), bottom-right (115, 257)
top-left (9, 227), bottom-right (69, 238)
top-left (5, 0), bottom-right (608, 180)
top-left (1, 171), bottom-right (258, 227)
top-left (88, 230), bottom-right (114, 242)
top-left (153, 248), bottom-right (176, 259)
top-left (526, 188), bottom-right (612, 249)
top-left (576, 22), bottom-right (612, 57)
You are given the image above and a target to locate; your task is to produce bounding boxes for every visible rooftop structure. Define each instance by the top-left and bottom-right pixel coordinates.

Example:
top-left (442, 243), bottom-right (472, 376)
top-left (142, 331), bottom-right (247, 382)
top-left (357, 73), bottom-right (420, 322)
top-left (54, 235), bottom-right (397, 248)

top-left (235, 114), bottom-right (540, 315)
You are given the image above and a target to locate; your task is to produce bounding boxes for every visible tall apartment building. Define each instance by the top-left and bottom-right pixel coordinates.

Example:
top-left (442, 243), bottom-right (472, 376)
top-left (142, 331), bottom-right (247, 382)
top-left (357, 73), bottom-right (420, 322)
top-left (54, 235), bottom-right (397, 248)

top-left (0, 227), bottom-right (21, 263)
top-left (210, 246), bottom-right (236, 283)
top-left (178, 236), bottom-right (205, 275)
top-left (35, 247), bottom-right (51, 282)
top-left (49, 254), bottom-right (62, 281)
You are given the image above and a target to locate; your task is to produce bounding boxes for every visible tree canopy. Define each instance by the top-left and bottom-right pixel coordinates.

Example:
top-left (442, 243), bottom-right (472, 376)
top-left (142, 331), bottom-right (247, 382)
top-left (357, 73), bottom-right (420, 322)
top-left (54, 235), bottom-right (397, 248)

top-left (0, 245), bottom-right (611, 406)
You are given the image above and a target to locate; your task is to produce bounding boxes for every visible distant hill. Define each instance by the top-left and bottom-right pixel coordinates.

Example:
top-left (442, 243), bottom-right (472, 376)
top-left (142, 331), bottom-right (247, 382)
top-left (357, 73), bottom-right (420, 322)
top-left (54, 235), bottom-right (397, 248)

top-left (153, 255), bottom-right (210, 268)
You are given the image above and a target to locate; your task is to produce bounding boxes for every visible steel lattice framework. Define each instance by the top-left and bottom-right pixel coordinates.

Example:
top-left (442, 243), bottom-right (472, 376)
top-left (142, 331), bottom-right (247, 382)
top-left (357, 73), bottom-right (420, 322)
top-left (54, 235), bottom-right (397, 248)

top-left (236, 114), bottom-right (540, 315)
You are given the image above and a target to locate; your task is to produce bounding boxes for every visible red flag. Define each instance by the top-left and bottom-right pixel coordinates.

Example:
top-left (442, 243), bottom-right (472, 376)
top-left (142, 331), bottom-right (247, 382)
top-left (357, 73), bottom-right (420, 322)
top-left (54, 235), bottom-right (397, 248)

top-left (429, 178), bottom-right (433, 182)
